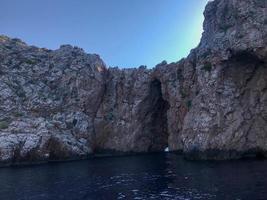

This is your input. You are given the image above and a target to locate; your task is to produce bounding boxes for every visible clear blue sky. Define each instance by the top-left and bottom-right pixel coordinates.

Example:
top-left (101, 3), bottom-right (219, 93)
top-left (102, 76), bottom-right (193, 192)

top-left (0, 0), bottom-right (209, 68)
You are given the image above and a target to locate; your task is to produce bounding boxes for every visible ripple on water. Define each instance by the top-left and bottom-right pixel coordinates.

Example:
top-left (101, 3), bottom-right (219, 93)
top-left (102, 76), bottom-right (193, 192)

top-left (0, 154), bottom-right (266, 200)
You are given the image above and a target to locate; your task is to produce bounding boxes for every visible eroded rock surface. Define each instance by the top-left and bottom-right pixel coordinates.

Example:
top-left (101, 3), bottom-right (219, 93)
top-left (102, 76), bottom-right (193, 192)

top-left (0, 0), bottom-right (266, 164)
top-left (0, 37), bottom-right (107, 163)
top-left (181, 0), bottom-right (267, 159)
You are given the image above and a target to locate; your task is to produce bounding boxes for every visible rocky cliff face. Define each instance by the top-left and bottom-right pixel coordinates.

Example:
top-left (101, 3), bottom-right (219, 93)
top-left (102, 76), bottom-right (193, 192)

top-left (0, 39), bottom-right (107, 163)
top-left (181, 0), bottom-right (267, 159)
top-left (0, 0), bottom-right (266, 164)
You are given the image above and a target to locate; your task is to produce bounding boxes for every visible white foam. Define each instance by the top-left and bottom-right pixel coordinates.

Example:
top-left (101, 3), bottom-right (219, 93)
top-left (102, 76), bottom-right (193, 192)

top-left (164, 147), bottom-right (169, 152)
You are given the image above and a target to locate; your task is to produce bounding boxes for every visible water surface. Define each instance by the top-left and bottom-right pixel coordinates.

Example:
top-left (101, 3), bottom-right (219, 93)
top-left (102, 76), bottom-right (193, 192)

top-left (0, 153), bottom-right (266, 200)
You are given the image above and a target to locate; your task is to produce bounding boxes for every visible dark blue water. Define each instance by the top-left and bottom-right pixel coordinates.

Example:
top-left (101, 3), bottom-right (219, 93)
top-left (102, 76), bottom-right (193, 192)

top-left (0, 153), bottom-right (266, 200)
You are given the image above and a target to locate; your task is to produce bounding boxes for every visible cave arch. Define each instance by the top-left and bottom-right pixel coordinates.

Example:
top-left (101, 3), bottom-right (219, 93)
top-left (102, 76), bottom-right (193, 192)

top-left (138, 79), bottom-right (170, 152)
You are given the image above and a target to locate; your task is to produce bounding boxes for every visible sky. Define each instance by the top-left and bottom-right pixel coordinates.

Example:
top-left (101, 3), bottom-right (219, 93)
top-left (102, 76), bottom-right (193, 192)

top-left (0, 0), bottom-right (209, 68)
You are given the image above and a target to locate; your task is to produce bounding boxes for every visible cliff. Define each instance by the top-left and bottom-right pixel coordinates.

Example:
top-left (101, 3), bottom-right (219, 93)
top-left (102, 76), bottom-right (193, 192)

top-left (0, 0), bottom-right (266, 164)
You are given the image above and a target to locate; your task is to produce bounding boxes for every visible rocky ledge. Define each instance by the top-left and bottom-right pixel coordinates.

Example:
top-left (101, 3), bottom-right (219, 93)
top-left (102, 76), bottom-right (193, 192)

top-left (0, 0), bottom-right (266, 165)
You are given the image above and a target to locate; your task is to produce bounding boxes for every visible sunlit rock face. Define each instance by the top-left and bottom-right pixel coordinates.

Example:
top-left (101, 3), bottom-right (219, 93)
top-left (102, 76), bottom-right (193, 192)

top-left (0, 0), bottom-right (266, 164)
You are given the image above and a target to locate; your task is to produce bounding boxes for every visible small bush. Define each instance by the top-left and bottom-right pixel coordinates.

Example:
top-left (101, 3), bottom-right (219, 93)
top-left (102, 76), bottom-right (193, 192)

top-left (202, 49), bottom-right (211, 58)
top-left (176, 69), bottom-right (183, 80)
top-left (72, 119), bottom-right (78, 127)
top-left (254, 0), bottom-right (265, 8)
top-left (0, 35), bottom-right (6, 39)
top-left (0, 121), bottom-right (9, 129)
top-left (11, 38), bottom-right (22, 43)
top-left (4, 45), bottom-right (12, 50)
top-left (25, 59), bottom-right (37, 65)
top-left (107, 112), bottom-right (113, 121)
top-left (202, 62), bottom-right (212, 72)
top-left (14, 112), bottom-right (24, 117)
top-left (187, 100), bottom-right (192, 109)
top-left (219, 24), bottom-right (231, 33)
top-left (17, 91), bottom-right (26, 98)
top-left (0, 69), bottom-right (5, 75)
top-left (180, 90), bottom-right (187, 99)
top-left (161, 60), bottom-right (167, 65)
top-left (139, 65), bottom-right (147, 70)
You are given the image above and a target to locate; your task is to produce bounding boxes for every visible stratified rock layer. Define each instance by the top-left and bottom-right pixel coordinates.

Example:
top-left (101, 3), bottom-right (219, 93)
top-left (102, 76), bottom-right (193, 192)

top-left (0, 0), bottom-right (266, 164)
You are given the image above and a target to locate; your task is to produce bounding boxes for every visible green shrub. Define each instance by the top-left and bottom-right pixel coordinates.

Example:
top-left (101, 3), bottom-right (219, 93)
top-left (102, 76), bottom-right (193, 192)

top-left (0, 121), bottom-right (9, 129)
top-left (11, 38), bottom-right (21, 43)
top-left (72, 119), bottom-right (78, 126)
top-left (17, 90), bottom-right (26, 98)
top-left (25, 59), bottom-right (37, 65)
top-left (107, 112), bottom-right (113, 121)
top-left (180, 90), bottom-right (187, 99)
top-left (176, 69), bottom-right (183, 80)
top-left (202, 51), bottom-right (210, 58)
top-left (14, 112), bottom-right (23, 117)
top-left (187, 100), bottom-right (192, 109)
top-left (219, 24), bottom-right (231, 33)
top-left (254, 0), bottom-right (265, 8)
top-left (4, 45), bottom-right (12, 50)
top-left (202, 62), bottom-right (212, 72)
top-left (0, 35), bottom-right (6, 39)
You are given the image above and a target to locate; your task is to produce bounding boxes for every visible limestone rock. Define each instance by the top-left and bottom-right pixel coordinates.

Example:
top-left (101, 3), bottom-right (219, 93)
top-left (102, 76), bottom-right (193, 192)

top-left (0, 0), bottom-right (266, 164)
top-left (0, 36), bottom-right (107, 163)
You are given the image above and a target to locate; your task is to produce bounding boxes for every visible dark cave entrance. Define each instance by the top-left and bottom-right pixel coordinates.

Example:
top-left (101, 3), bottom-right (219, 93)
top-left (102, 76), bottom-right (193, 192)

top-left (138, 79), bottom-right (170, 152)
